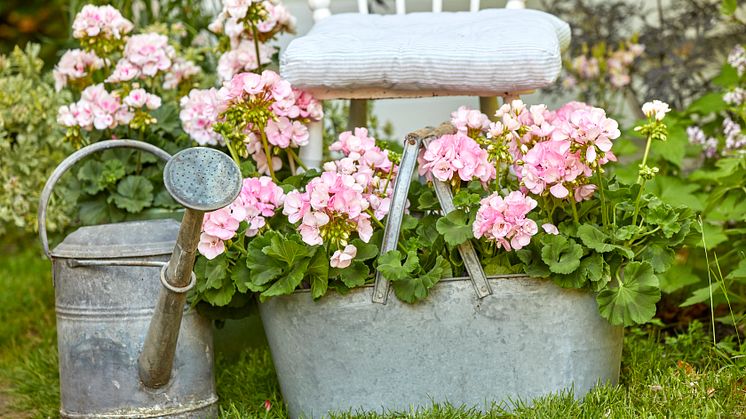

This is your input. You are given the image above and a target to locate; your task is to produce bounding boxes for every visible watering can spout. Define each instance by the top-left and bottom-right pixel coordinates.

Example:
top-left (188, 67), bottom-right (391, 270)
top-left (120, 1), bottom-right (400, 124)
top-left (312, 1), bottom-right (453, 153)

top-left (139, 147), bottom-right (242, 389)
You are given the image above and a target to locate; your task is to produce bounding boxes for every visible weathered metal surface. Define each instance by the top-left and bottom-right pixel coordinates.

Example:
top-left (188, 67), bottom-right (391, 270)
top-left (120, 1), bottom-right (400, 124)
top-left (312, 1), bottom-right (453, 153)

top-left (41, 141), bottom-right (218, 418)
top-left (260, 276), bottom-right (623, 418)
top-left (140, 147), bottom-right (241, 389)
top-left (38, 139), bottom-right (172, 259)
top-left (162, 147), bottom-right (242, 212)
top-left (52, 222), bottom-right (217, 418)
top-left (371, 129), bottom-right (423, 304)
top-left (373, 123), bottom-right (491, 303)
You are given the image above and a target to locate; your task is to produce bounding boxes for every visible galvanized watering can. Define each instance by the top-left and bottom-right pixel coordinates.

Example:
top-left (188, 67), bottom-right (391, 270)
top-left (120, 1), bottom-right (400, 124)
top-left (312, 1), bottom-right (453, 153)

top-left (258, 124), bottom-right (624, 418)
top-left (38, 140), bottom-right (242, 418)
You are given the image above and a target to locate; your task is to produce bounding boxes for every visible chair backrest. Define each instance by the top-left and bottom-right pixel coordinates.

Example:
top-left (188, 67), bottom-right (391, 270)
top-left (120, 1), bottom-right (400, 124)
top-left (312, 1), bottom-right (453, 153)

top-left (308, 0), bottom-right (526, 22)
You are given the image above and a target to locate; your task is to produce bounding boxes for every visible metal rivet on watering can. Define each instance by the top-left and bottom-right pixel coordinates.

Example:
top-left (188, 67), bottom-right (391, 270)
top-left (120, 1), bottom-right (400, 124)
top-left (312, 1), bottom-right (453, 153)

top-left (139, 147), bottom-right (242, 389)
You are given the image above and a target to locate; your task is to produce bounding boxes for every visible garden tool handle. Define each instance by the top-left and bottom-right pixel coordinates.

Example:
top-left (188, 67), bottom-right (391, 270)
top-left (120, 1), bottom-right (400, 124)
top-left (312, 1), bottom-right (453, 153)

top-left (138, 208), bottom-right (204, 389)
top-left (38, 140), bottom-right (171, 259)
top-left (372, 123), bottom-right (491, 304)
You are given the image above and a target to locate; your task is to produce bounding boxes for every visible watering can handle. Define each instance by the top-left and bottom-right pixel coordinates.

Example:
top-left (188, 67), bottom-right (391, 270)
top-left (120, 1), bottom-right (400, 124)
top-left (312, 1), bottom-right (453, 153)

top-left (372, 123), bottom-right (492, 304)
top-left (38, 140), bottom-right (172, 259)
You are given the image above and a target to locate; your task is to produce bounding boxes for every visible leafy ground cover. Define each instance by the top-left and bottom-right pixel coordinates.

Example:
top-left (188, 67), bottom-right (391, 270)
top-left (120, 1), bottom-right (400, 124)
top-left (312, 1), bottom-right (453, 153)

top-left (1, 243), bottom-right (744, 418)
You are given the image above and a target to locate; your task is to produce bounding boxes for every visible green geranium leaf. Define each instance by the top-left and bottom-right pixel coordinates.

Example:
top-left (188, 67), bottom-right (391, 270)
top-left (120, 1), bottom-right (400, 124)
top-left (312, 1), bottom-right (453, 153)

top-left (540, 235), bottom-right (583, 274)
top-left (264, 233), bottom-right (316, 266)
top-left (232, 261), bottom-right (263, 293)
top-left (688, 92), bottom-right (727, 114)
top-left (436, 210), bottom-right (474, 246)
top-left (377, 250), bottom-right (417, 281)
top-left (681, 282), bottom-right (723, 307)
top-left (417, 189), bottom-right (439, 210)
top-left (339, 260), bottom-right (369, 288)
top-left (452, 190), bottom-right (481, 209)
top-left (202, 276), bottom-right (236, 307)
top-left (204, 253), bottom-right (228, 289)
top-left (614, 225), bottom-right (638, 241)
top-left (578, 224), bottom-right (614, 252)
top-left (659, 263), bottom-right (700, 293)
top-left (260, 258), bottom-right (310, 301)
top-left (392, 255), bottom-right (450, 303)
top-left (640, 244), bottom-right (675, 273)
top-left (307, 248), bottom-right (329, 299)
top-left (110, 175), bottom-right (154, 213)
top-left (596, 261), bottom-right (661, 326)
top-left (246, 233), bottom-right (284, 285)
top-left (401, 214), bottom-right (419, 230)
top-left (78, 196), bottom-right (125, 225)
top-left (351, 238), bottom-right (379, 261)
top-left (416, 214), bottom-right (440, 246)
top-left (578, 224), bottom-right (634, 259)
top-left (516, 248), bottom-right (551, 278)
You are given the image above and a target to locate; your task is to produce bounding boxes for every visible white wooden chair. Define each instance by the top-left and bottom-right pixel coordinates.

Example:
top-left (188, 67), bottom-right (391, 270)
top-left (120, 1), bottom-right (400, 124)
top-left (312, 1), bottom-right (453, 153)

top-left (283, 0), bottom-right (571, 167)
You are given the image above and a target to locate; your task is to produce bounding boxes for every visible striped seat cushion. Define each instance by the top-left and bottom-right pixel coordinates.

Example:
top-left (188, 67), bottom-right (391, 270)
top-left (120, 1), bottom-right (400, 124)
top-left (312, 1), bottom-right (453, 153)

top-left (281, 9), bottom-right (571, 97)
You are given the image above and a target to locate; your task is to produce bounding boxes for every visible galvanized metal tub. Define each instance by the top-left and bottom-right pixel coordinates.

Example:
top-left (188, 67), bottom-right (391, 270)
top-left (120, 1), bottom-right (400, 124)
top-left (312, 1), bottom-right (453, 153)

top-left (51, 219), bottom-right (218, 418)
top-left (259, 275), bottom-right (623, 418)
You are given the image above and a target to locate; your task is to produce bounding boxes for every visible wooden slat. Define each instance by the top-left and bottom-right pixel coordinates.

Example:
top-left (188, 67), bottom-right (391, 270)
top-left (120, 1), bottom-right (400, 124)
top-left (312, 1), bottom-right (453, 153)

top-left (432, 0), bottom-right (442, 12)
top-left (469, 0), bottom-right (480, 12)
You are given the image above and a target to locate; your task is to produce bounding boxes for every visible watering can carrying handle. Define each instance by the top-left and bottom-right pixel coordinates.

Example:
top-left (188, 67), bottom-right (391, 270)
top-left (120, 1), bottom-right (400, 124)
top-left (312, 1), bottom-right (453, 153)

top-left (38, 140), bottom-right (172, 259)
top-left (372, 123), bottom-right (492, 304)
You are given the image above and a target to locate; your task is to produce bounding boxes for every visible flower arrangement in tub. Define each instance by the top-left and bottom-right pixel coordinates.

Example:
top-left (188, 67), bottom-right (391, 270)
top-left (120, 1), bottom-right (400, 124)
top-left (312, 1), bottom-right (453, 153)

top-left (190, 75), bottom-right (696, 327)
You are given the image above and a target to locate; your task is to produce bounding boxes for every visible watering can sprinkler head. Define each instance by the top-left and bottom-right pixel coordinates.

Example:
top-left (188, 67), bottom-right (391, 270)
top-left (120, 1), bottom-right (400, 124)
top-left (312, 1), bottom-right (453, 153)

top-left (139, 147), bottom-right (242, 389)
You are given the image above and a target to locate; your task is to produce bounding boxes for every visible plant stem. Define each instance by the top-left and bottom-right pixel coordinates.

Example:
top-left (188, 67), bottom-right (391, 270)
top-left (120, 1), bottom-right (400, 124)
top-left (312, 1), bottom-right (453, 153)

top-left (637, 134), bottom-right (653, 184)
top-left (225, 139), bottom-right (242, 167)
top-left (251, 22), bottom-right (262, 70)
top-left (258, 124), bottom-right (277, 181)
top-left (287, 147), bottom-right (308, 171)
top-left (596, 171), bottom-right (609, 227)
top-left (631, 181), bottom-right (646, 228)
top-left (569, 196), bottom-right (580, 224)
top-left (287, 149), bottom-right (296, 175)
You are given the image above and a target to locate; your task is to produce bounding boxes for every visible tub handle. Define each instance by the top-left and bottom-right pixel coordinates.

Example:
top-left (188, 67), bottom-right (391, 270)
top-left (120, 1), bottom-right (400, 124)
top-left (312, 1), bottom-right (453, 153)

top-left (38, 140), bottom-right (172, 259)
top-left (372, 123), bottom-right (491, 304)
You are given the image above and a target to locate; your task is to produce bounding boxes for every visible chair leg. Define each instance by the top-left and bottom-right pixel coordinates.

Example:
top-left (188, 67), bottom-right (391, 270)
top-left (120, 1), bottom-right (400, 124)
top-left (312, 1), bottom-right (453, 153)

top-left (300, 101), bottom-right (325, 169)
top-left (348, 99), bottom-right (368, 131)
top-left (479, 96), bottom-right (498, 121)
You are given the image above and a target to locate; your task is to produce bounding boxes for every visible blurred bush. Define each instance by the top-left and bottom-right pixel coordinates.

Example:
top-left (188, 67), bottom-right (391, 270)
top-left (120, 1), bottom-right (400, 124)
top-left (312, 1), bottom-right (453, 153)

top-left (0, 0), bottom-right (219, 67)
top-left (0, 44), bottom-right (74, 235)
top-left (542, 0), bottom-right (746, 112)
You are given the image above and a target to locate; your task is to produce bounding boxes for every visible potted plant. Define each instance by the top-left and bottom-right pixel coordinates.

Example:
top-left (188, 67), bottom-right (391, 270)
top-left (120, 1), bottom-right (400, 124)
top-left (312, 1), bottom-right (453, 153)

top-left (188, 69), bottom-right (696, 415)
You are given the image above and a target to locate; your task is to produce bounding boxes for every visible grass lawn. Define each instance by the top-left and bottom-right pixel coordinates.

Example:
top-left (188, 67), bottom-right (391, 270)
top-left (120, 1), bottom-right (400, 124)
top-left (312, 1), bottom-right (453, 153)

top-left (1, 243), bottom-right (744, 418)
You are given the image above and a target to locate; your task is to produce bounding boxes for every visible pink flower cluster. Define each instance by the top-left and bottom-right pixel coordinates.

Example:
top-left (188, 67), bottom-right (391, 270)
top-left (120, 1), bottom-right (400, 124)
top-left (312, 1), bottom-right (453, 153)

top-left (565, 42), bottom-right (644, 89)
top-left (198, 176), bottom-right (285, 259)
top-left (123, 88), bottom-right (161, 110)
top-left (57, 84), bottom-right (133, 130)
top-left (216, 40), bottom-right (276, 82)
top-left (179, 88), bottom-right (226, 146)
top-left (217, 71), bottom-right (321, 173)
top-left (326, 128), bottom-right (397, 220)
top-left (451, 106), bottom-right (490, 135)
top-left (283, 171), bottom-right (374, 268)
top-left (72, 4), bottom-right (133, 40)
top-left (107, 33), bottom-right (175, 82)
top-left (164, 58), bottom-right (202, 90)
top-left (209, 0), bottom-right (295, 81)
top-left (489, 100), bottom-right (619, 201)
top-left (53, 49), bottom-right (104, 91)
top-left (472, 191), bottom-right (539, 251)
top-left (418, 133), bottom-right (496, 183)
